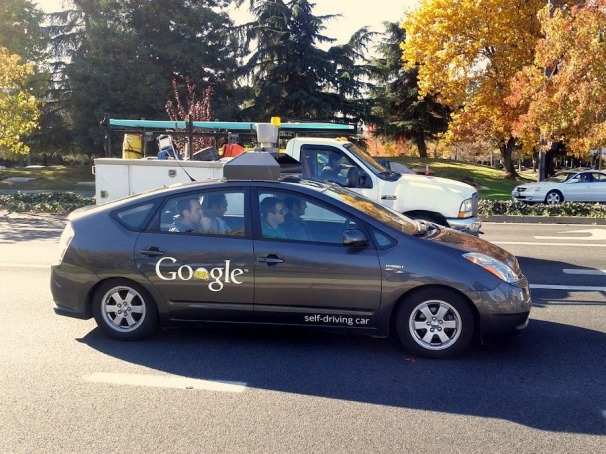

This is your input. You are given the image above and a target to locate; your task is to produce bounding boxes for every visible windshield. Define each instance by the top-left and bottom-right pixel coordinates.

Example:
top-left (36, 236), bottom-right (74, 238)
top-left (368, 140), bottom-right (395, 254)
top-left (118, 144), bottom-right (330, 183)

top-left (343, 143), bottom-right (388, 176)
top-left (317, 184), bottom-right (417, 234)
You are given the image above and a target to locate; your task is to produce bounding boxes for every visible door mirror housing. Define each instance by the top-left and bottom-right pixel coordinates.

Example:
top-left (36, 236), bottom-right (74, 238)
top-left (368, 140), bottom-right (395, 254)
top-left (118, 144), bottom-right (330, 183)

top-left (343, 229), bottom-right (369, 247)
top-left (345, 167), bottom-right (373, 189)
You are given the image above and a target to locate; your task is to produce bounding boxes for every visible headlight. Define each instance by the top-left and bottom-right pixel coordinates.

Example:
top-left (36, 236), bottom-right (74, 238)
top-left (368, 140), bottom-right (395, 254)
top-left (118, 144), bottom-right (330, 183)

top-left (458, 198), bottom-right (473, 218)
top-left (463, 252), bottom-right (518, 283)
top-left (530, 187), bottom-right (541, 193)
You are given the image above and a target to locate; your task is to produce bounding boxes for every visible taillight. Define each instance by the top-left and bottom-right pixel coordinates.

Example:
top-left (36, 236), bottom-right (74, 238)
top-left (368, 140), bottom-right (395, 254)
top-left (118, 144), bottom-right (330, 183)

top-left (55, 223), bottom-right (74, 265)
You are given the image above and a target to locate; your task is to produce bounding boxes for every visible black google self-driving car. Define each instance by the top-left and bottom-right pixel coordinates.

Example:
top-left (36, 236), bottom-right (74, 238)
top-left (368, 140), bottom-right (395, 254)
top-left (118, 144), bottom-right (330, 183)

top-left (51, 153), bottom-right (531, 359)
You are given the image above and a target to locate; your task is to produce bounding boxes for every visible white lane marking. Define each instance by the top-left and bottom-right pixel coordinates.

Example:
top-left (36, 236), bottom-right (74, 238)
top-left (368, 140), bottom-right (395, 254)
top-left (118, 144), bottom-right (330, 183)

top-left (534, 228), bottom-right (606, 241)
top-left (0, 262), bottom-right (50, 269)
top-left (563, 269), bottom-right (606, 276)
top-left (494, 242), bottom-right (606, 247)
top-left (85, 372), bottom-right (247, 393)
top-left (530, 284), bottom-right (606, 291)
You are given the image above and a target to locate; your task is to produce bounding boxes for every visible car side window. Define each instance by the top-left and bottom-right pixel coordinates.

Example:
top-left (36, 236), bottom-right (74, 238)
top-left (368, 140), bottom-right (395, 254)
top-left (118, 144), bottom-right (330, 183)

top-left (257, 190), bottom-right (358, 244)
top-left (160, 189), bottom-right (245, 236)
top-left (570, 174), bottom-right (583, 183)
top-left (300, 146), bottom-right (356, 185)
top-left (113, 202), bottom-right (157, 231)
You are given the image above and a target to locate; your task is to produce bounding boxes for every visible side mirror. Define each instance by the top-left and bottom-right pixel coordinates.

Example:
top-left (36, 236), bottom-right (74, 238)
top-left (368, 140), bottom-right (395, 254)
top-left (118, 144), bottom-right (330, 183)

top-left (358, 171), bottom-right (373, 188)
top-left (343, 229), bottom-right (369, 247)
top-left (345, 167), bottom-right (373, 189)
top-left (345, 167), bottom-right (360, 188)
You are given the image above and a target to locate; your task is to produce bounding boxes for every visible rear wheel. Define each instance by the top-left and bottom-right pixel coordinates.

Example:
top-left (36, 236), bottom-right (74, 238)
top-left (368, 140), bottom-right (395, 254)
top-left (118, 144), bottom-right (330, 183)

top-left (545, 190), bottom-right (563, 205)
top-left (395, 288), bottom-right (474, 359)
top-left (92, 279), bottom-right (158, 340)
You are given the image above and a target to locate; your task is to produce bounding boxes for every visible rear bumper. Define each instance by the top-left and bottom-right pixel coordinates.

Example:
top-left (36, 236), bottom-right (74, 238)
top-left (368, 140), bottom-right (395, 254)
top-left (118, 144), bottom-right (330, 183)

top-left (50, 263), bottom-right (98, 320)
top-left (446, 216), bottom-right (482, 236)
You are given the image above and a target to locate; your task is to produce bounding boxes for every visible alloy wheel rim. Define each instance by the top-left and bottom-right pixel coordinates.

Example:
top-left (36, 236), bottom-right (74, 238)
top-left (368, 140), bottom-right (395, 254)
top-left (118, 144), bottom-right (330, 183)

top-left (101, 286), bottom-right (146, 332)
top-left (408, 300), bottom-right (462, 351)
top-left (546, 193), bottom-right (560, 204)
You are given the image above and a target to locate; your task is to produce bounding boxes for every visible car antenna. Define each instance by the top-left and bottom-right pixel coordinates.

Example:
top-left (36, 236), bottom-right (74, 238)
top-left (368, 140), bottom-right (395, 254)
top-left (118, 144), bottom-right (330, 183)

top-left (157, 133), bottom-right (196, 182)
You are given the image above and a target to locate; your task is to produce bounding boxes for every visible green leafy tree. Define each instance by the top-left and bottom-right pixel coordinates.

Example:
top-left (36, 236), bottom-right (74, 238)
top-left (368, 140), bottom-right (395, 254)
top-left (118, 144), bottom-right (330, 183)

top-left (371, 22), bottom-right (450, 158)
top-left (0, 0), bottom-right (47, 62)
top-left (0, 47), bottom-right (42, 156)
top-left (0, 0), bottom-right (53, 159)
top-left (48, 0), bottom-right (243, 154)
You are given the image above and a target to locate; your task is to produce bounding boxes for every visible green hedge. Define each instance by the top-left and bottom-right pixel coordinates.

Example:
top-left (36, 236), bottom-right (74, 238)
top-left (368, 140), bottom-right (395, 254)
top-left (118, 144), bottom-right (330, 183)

top-left (0, 193), bottom-right (95, 215)
top-left (478, 199), bottom-right (606, 218)
top-left (1, 192), bottom-right (605, 218)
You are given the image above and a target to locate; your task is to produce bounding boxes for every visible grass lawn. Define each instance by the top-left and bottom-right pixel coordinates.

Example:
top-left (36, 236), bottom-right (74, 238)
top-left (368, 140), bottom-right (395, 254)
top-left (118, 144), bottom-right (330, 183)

top-left (0, 159), bottom-right (536, 199)
top-left (0, 165), bottom-right (94, 191)
top-left (394, 156), bottom-right (537, 200)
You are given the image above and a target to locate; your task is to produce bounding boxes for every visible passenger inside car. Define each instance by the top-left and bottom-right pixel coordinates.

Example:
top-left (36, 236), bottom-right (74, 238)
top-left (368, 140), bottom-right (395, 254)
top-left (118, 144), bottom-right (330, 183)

top-left (320, 153), bottom-right (346, 184)
top-left (259, 197), bottom-right (288, 239)
top-left (169, 197), bottom-right (203, 233)
top-left (200, 193), bottom-right (230, 234)
top-left (282, 196), bottom-right (312, 241)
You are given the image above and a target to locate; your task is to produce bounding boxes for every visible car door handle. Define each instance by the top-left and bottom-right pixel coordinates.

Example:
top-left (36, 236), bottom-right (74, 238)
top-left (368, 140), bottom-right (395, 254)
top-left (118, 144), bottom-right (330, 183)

top-left (257, 255), bottom-right (284, 265)
top-left (138, 247), bottom-right (166, 257)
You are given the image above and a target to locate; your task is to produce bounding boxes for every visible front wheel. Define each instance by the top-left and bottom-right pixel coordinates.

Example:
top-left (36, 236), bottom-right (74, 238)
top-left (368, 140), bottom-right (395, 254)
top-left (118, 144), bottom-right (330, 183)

top-left (545, 190), bottom-right (563, 205)
top-left (92, 279), bottom-right (158, 340)
top-left (395, 288), bottom-right (474, 359)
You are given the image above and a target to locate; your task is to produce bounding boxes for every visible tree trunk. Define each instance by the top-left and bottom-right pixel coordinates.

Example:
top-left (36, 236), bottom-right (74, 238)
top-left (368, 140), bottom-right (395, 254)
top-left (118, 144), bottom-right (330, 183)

top-left (501, 136), bottom-right (519, 179)
top-left (416, 131), bottom-right (428, 158)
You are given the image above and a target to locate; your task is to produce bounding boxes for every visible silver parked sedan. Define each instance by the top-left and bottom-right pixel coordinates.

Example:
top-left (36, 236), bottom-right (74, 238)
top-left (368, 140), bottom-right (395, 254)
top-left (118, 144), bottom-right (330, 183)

top-left (512, 170), bottom-right (606, 204)
top-left (51, 154), bottom-right (531, 359)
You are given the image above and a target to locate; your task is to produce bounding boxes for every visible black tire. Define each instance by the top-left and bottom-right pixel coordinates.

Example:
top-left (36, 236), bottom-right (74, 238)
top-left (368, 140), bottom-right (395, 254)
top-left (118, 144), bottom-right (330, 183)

top-left (395, 288), bottom-right (474, 359)
top-left (92, 279), bottom-right (158, 340)
top-left (545, 190), bottom-right (563, 205)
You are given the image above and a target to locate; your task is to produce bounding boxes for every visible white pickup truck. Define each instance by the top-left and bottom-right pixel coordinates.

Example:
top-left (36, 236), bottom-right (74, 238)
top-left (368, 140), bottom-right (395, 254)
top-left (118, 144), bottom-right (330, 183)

top-left (95, 121), bottom-right (481, 234)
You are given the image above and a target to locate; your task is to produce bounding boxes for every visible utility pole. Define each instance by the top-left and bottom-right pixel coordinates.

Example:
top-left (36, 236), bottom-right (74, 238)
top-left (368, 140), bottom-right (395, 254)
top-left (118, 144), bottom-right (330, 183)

top-left (539, 0), bottom-right (556, 181)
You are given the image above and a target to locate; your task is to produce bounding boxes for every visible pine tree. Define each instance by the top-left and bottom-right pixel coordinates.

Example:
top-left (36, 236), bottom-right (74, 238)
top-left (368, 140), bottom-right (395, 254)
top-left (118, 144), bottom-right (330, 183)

top-left (371, 22), bottom-right (449, 158)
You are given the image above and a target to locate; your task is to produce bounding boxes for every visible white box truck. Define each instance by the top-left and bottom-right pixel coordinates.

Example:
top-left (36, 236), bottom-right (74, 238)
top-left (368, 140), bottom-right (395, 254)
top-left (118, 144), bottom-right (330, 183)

top-left (95, 119), bottom-right (481, 235)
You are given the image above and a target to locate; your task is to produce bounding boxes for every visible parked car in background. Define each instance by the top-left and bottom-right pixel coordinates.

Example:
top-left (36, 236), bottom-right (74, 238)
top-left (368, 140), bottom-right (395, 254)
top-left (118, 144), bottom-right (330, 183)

top-left (512, 170), bottom-right (606, 204)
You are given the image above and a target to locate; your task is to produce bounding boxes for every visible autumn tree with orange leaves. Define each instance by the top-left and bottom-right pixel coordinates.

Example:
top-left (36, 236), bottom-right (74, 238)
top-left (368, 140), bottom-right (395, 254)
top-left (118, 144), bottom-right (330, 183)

top-left (402, 0), bottom-right (569, 178)
top-left (510, 1), bottom-right (606, 160)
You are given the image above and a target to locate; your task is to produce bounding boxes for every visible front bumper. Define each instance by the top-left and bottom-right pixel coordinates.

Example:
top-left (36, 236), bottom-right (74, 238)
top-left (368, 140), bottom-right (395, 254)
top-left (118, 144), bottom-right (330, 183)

top-left (512, 190), bottom-right (544, 202)
top-left (446, 216), bottom-right (482, 236)
top-left (480, 312), bottom-right (530, 336)
top-left (475, 277), bottom-right (532, 336)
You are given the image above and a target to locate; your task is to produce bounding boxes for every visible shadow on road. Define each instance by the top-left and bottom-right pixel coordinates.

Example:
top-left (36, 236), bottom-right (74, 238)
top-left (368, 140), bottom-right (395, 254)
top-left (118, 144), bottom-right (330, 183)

top-left (0, 213), bottom-right (65, 243)
top-left (78, 318), bottom-right (606, 435)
